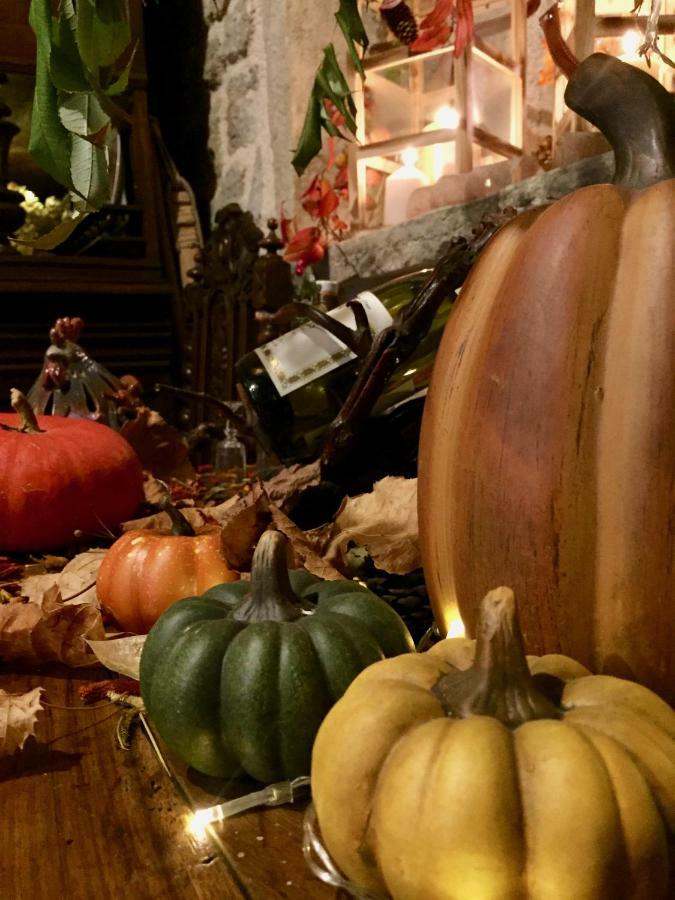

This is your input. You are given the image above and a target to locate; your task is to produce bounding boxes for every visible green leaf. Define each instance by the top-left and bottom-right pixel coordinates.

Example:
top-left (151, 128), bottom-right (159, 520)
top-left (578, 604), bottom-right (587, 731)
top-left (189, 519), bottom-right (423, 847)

top-left (335, 0), bottom-right (369, 79)
top-left (70, 134), bottom-right (109, 207)
top-left (28, 0), bottom-right (73, 190)
top-left (291, 43), bottom-right (359, 175)
top-left (58, 91), bottom-right (110, 138)
top-left (76, 0), bottom-right (131, 79)
top-left (49, 0), bottom-right (91, 92)
top-left (105, 44), bottom-right (137, 96)
top-left (322, 44), bottom-right (357, 118)
top-left (292, 89), bottom-right (323, 175)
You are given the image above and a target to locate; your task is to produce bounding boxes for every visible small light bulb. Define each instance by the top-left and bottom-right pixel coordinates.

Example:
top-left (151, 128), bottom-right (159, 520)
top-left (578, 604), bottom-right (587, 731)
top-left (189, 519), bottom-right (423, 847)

top-left (185, 809), bottom-right (213, 843)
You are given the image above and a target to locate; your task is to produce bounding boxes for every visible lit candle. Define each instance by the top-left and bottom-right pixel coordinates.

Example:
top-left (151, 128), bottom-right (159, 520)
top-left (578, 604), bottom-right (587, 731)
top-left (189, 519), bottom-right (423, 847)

top-left (383, 148), bottom-right (430, 226)
top-left (420, 105), bottom-right (459, 182)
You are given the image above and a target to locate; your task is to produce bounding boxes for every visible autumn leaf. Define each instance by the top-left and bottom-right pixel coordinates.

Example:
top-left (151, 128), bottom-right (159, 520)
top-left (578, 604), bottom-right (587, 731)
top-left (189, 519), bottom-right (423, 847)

top-left (20, 549), bottom-right (107, 607)
top-left (87, 635), bottom-right (146, 680)
top-left (219, 485), bottom-right (270, 570)
top-left (301, 174), bottom-right (340, 219)
top-left (120, 406), bottom-right (195, 481)
top-left (0, 586), bottom-right (105, 667)
top-left (269, 503), bottom-right (344, 581)
top-left (326, 477), bottom-right (420, 575)
top-left (0, 687), bottom-right (44, 756)
top-left (263, 460), bottom-right (322, 512)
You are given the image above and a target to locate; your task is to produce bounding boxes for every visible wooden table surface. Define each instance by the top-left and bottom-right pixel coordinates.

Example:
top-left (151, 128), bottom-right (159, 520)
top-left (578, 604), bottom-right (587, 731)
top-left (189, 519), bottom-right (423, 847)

top-left (1, 666), bottom-right (344, 900)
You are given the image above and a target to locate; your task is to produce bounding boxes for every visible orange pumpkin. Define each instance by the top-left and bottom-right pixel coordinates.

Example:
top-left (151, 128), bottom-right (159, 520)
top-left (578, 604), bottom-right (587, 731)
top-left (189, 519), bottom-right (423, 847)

top-left (0, 390), bottom-right (143, 552)
top-left (418, 55), bottom-right (675, 701)
top-left (97, 501), bottom-right (238, 633)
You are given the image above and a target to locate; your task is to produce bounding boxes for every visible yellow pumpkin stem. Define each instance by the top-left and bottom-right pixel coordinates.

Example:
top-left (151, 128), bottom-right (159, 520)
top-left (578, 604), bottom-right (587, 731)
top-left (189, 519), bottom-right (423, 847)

top-left (231, 530), bottom-right (302, 623)
top-left (432, 587), bottom-right (562, 728)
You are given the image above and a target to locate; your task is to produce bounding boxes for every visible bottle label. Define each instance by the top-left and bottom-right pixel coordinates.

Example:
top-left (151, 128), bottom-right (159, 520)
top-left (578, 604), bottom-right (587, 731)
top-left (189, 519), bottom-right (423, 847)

top-left (255, 292), bottom-right (393, 397)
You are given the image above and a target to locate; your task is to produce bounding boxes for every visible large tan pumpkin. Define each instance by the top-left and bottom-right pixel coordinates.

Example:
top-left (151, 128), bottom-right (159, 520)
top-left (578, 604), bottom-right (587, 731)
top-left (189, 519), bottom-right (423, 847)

top-left (418, 54), bottom-right (675, 701)
top-left (312, 588), bottom-right (675, 900)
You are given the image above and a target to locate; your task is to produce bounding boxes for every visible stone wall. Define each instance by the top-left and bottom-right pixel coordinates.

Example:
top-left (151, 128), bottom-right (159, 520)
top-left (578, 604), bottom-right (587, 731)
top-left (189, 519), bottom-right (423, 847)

top-left (202, 0), bottom-right (337, 223)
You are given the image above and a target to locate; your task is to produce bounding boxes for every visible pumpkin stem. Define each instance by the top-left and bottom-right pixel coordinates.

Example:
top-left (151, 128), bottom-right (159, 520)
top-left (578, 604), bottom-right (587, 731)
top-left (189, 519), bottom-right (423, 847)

top-left (231, 530), bottom-right (302, 623)
top-left (432, 587), bottom-right (562, 728)
top-left (10, 388), bottom-right (44, 433)
top-left (565, 53), bottom-right (675, 190)
top-left (158, 495), bottom-right (196, 537)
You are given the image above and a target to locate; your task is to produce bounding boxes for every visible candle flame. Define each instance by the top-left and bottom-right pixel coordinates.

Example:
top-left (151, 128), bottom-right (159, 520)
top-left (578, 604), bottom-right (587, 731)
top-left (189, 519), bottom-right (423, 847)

top-left (434, 105), bottom-right (460, 130)
top-left (621, 29), bottom-right (641, 60)
top-left (401, 147), bottom-right (418, 167)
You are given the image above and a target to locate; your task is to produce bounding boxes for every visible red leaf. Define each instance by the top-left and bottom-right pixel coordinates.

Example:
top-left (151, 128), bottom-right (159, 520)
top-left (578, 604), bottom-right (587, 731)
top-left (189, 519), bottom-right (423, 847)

top-left (326, 136), bottom-right (336, 170)
top-left (283, 226), bottom-right (326, 265)
top-left (417, 0), bottom-right (454, 32)
top-left (410, 23), bottom-right (451, 53)
top-left (279, 205), bottom-right (296, 243)
top-left (302, 175), bottom-right (339, 219)
top-left (453, 0), bottom-right (474, 57)
top-left (324, 100), bottom-right (346, 129)
top-left (330, 214), bottom-right (349, 232)
top-left (410, 0), bottom-right (456, 55)
top-left (334, 166), bottom-right (349, 192)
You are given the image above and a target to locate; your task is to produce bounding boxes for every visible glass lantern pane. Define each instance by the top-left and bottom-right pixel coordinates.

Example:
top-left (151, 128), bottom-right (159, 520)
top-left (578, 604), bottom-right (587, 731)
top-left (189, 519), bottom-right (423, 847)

top-left (472, 144), bottom-right (508, 168)
top-left (364, 50), bottom-right (459, 143)
top-left (473, 0), bottom-right (513, 60)
top-left (471, 49), bottom-right (518, 145)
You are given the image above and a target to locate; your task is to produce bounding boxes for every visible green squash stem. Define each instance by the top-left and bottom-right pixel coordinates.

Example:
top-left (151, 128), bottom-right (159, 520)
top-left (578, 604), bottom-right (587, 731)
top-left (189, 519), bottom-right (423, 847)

top-left (432, 587), bottom-right (561, 728)
top-left (231, 530), bottom-right (302, 623)
top-left (565, 53), bottom-right (675, 190)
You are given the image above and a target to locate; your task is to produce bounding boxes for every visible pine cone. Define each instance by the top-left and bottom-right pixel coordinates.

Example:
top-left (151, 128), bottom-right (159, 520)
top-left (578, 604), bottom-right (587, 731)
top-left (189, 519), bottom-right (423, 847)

top-left (535, 135), bottom-right (554, 171)
top-left (380, 0), bottom-right (418, 46)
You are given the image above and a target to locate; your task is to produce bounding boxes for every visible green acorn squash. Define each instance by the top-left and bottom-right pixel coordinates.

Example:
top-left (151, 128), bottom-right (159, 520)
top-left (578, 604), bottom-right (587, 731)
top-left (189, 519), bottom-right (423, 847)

top-left (139, 529), bottom-right (414, 782)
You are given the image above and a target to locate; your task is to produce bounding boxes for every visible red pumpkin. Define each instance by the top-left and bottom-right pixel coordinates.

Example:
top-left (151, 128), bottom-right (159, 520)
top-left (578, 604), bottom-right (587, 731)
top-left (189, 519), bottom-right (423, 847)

top-left (0, 393), bottom-right (143, 552)
top-left (418, 56), bottom-right (675, 701)
top-left (96, 502), bottom-right (239, 633)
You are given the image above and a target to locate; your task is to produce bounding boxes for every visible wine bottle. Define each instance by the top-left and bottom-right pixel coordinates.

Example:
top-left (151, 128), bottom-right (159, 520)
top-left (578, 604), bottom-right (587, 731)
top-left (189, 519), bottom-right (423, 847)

top-left (236, 270), bottom-right (456, 461)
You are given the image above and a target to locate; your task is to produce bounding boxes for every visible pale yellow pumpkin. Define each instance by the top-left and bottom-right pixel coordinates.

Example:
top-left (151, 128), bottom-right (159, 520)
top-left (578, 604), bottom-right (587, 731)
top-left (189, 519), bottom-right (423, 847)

top-left (312, 588), bottom-right (675, 900)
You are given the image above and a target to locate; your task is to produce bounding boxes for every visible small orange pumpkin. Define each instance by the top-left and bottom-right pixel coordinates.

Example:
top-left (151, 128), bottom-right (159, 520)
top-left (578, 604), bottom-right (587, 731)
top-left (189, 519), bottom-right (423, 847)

top-left (96, 500), bottom-right (238, 633)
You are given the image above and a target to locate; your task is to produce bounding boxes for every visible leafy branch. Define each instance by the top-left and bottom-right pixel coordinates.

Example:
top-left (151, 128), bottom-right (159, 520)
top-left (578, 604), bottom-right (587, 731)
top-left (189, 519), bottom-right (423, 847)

top-left (291, 0), bottom-right (368, 175)
top-left (28, 0), bottom-right (136, 211)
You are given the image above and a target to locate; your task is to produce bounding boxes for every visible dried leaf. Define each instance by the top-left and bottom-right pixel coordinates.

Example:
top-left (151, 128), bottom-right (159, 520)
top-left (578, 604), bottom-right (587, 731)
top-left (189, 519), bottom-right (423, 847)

top-left (0, 586), bottom-right (105, 667)
top-left (20, 549), bottom-right (107, 607)
top-left (269, 504), bottom-right (344, 581)
top-left (219, 486), bottom-right (271, 570)
top-left (263, 460), bottom-right (322, 512)
top-left (327, 477), bottom-right (419, 575)
top-left (0, 687), bottom-right (44, 756)
top-left (87, 635), bottom-right (146, 680)
top-left (142, 473), bottom-right (169, 506)
top-left (120, 406), bottom-right (195, 481)
top-left (303, 522), bottom-right (335, 558)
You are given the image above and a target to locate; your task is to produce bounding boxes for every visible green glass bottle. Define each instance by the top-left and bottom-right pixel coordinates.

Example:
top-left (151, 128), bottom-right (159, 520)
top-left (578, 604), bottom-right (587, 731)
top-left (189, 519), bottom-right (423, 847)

top-left (236, 270), bottom-right (456, 461)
